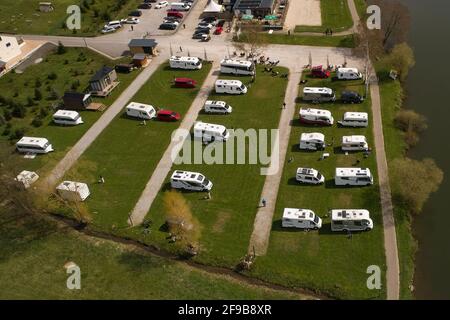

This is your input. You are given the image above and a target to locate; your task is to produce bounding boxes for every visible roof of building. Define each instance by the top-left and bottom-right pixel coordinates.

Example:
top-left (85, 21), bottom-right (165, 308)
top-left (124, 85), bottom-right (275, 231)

top-left (128, 38), bottom-right (158, 48)
top-left (233, 0), bottom-right (274, 10)
top-left (133, 53), bottom-right (148, 60)
top-left (90, 66), bottom-right (114, 82)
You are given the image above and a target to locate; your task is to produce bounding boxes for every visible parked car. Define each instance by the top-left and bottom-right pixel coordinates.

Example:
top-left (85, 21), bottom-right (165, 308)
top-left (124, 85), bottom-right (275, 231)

top-left (164, 17), bottom-right (181, 23)
top-left (115, 64), bottom-right (135, 73)
top-left (167, 11), bottom-right (183, 18)
top-left (310, 65), bottom-right (330, 78)
top-left (163, 19), bottom-right (179, 25)
top-left (192, 32), bottom-right (205, 39)
top-left (157, 109), bottom-right (181, 122)
top-left (174, 77), bottom-right (197, 88)
top-left (201, 34), bottom-right (211, 42)
top-left (197, 23), bottom-right (213, 30)
top-left (144, 0), bottom-right (157, 2)
top-left (121, 17), bottom-right (140, 24)
top-left (138, 3), bottom-right (152, 9)
top-left (104, 20), bottom-right (122, 30)
top-left (194, 28), bottom-right (210, 35)
top-left (159, 22), bottom-right (177, 30)
top-left (101, 26), bottom-right (116, 34)
top-left (129, 10), bottom-right (143, 17)
top-left (214, 26), bottom-right (223, 35)
top-left (155, 1), bottom-right (169, 8)
top-left (341, 90), bottom-right (364, 104)
top-left (202, 16), bottom-right (217, 23)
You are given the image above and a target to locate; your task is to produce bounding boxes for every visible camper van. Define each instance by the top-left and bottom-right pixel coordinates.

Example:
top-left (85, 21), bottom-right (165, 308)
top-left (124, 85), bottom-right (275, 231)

top-left (299, 132), bottom-right (325, 151)
top-left (126, 102), bottom-right (157, 120)
top-left (302, 87), bottom-right (336, 103)
top-left (169, 56), bottom-right (202, 70)
top-left (296, 167), bottom-right (325, 184)
top-left (204, 100), bottom-right (233, 114)
top-left (282, 208), bottom-right (322, 230)
top-left (53, 110), bottom-right (84, 126)
top-left (56, 181), bottom-right (90, 202)
top-left (330, 209), bottom-right (373, 232)
top-left (193, 121), bottom-right (230, 142)
top-left (341, 135), bottom-right (369, 151)
top-left (16, 137), bottom-right (54, 154)
top-left (170, 170), bottom-right (213, 191)
top-left (170, 2), bottom-right (190, 11)
top-left (337, 112), bottom-right (368, 127)
top-left (215, 80), bottom-right (247, 95)
top-left (335, 167), bottom-right (374, 186)
top-left (336, 67), bottom-right (363, 80)
top-left (299, 108), bottom-right (334, 126)
top-left (220, 59), bottom-right (255, 76)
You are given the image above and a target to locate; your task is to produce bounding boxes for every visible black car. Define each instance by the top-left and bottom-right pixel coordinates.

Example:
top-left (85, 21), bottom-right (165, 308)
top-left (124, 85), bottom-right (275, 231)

top-left (341, 91), bottom-right (364, 104)
top-left (138, 3), bottom-right (152, 9)
top-left (144, 0), bottom-right (157, 2)
top-left (194, 28), bottom-right (210, 34)
top-left (160, 23), bottom-right (177, 30)
top-left (164, 16), bottom-right (181, 22)
top-left (129, 10), bottom-right (143, 17)
top-left (192, 32), bottom-right (206, 39)
top-left (201, 16), bottom-right (217, 23)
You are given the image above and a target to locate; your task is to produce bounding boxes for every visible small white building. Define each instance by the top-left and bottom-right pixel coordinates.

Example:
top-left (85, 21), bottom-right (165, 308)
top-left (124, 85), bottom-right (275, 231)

top-left (341, 135), bottom-right (369, 151)
top-left (0, 36), bottom-right (24, 70)
top-left (15, 170), bottom-right (39, 189)
top-left (338, 112), bottom-right (368, 127)
top-left (282, 208), bottom-right (322, 230)
top-left (53, 110), bottom-right (84, 126)
top-left (126, 102), bottom-right (157, 120)
top-left (56, 181), bottom-right (90, 202)
top-left (299, 132), bottom-right (325, 151)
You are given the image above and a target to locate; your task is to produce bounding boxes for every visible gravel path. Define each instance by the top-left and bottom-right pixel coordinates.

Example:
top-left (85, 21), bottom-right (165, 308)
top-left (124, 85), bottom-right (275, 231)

top-left (284, 0), bottom-right (322, 31)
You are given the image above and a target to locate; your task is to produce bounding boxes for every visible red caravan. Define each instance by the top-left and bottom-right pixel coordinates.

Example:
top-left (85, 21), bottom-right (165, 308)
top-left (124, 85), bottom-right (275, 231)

top-left (299, 108), bottom-right (334, 126)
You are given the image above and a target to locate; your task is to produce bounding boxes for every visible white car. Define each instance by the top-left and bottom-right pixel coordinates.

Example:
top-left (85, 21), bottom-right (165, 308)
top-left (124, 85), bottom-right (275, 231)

top-left (101, 26), bottom-right (116, 34)
top-left (155, 1), bottom-right (169, 8)
top-left (197, 23), bottom-right (212, 30)
top-left (121, 17), bottom-right (140, 24)
top-left (163, 19), bottom-right (179, 25)
top-left (104, 20), bottom-right (122, 30)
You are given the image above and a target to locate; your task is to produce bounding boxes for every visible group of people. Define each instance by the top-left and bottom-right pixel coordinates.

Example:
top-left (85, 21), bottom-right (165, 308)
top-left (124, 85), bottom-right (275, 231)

top-left (324, 28), bottom-right (334, 36)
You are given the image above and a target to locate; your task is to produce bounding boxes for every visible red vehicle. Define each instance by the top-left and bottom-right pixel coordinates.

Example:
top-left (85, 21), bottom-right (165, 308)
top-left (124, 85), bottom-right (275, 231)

top-left (174, 77), bottom-right (197, 88)
top-left (157, 109), bottom-right (181, 122)
top-left (167, 11), bottom-right (183, 19)
top-left (214, 27), bottom-right (223, 35)
top-left (310, 65), bottom-right (330, 78)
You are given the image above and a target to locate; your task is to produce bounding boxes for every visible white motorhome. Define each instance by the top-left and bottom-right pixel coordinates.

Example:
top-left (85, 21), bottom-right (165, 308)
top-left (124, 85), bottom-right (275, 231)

top-left (170, 2), bottom-right (190, 11)
top-left (341, 135), bottom-right (369, 151)
top-left (330, 209), bottom-right (373, 232)
top-left (303, 87), bottom-right (336, 103)
top-left (336, 67), bottom-right (363, 80)
top-left (282, 208), bottom-right (322, 230)
top-left (335, 167), bottom-right (374, 186)
top-left (337, 112), bottom-right (368, 127)
top-left (53, 110), bottom-right (84, 126)
top-left (215, 80), bottom-right (247, 95)
top-left (299, 132), bottom-right (325, 151)
top-left (193, 121), bottom-right (230, 142)
top-left (126, 102), bottom-right (157, 120)
top-left (204, 100), bottom-right (232, 114)
top-left (16, 137), bottom-right (54, 154)
top-left (296, 167), bottom-right (325, 184)
top-left (56, 181), bottom-right (90, 202)
top-left (299, 108), bottom-right (334, 125)
top-left (220, 59), bottom-right (255, 76)
top-left (169, 56), bottom-right (202, 70)
top-left (170, 170), bottom-right (213, 191)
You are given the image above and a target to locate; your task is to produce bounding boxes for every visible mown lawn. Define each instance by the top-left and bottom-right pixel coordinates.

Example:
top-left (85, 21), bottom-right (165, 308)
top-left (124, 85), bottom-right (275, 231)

top-left (65, 62), bottom-right (211, 229)
top-left (0, 47), bottom-right (141, 175)
top-left (294, 0), bottom-right (353, 33)
top-left (251, 33), bottom-right (356, 48)
top-left (125, 65), bottom-right (290, 268)
top-left (246, 72), bottom-right (386, 299)
top-left (0, 0), bottom-right (141, 36)
top-left (0, 209), bottom-right (305, 299)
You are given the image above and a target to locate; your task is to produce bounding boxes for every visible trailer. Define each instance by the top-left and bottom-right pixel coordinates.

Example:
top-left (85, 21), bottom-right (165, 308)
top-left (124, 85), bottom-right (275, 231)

top-left (16, 137), bottom-right (54, 154)
top-left (330, 209), bottom-right (373, 232)
top-left (299, 108), bottom-right (334, 126)
top-left (220, 59), bottom-right (255, 76)
top-left (169, 56), bottom-right (202, 70)
top-left (299, 132), bottom-right (325, 151)
top-left (335, 167), bottom-right (373, 186)
top-left (302, 87), bottom-right (335, 103)
top-left (341, 135), bottom-right (369, 151)
top-left (56, 181), bottom-right (90, 202)
top-left (337, 112), bottom-right (368, 127)
top-left (282, 208), bottom-right (322, 230)
top-left (125, 102), bottom-right (157, 120)
top-left (193, 121), bottom-right (230, 142)
top-left (53, 110), bottom-right (84, 126)
top-left (296, 167), bottom-right (325, 184)
top-left (170, 170), bottom-right (213, 191)
top-left (15, 170), bottom-right (39, 189)
top-left (215, 80), bottom-right (247, 94)
top-left (204, 100), bottom-right (233, 114)
top-left (336, 67), bottom-right (363, 80)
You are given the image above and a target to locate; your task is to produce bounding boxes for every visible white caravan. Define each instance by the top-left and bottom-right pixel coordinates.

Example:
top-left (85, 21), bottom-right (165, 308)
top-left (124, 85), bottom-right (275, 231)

top-left (169, 56), bottom-right (202, 70)
top-left (53, 110), bottom-right (84, 126)
top-left (296, 167), bottom-right (325, 184)
top-left (336, 67), bottom-right (363, 80)
top-left (15, 170), bottom-right (39, 189)
top-left (204, 100), bottom-right (233, 114)
top-left (16, 137), bottom-right (54, 154)
top-left (302, 87), bottom-right (336, 103)
top-left (341, 135), bottom-right (369, 151)
top-left (170, 2), bottom-right (191, 10)
top-left (56, 181), bottom-right (90, 202)
top-left (126, 102), bottom-right (157, 120)
top-left (338, 112), bottom-right (368, 127)
top-left (193, 121), bottom-right (230, 142)
top-left (335, 167), bottom-right (374, 186)
top-left (170, 170), bottom-right (213, 191)
top-left (299, 132), bottom-right (325, 151)
top-left (330, 209), bottom-right (373, 232)
top-left (215, 80), bottom-right (247, 94)
top-left (282, 208), bottom-right (322, 230)
top-left (299, 108), bottom-right (334, 125)
top-left (220, 59), bottom-right (255, 76)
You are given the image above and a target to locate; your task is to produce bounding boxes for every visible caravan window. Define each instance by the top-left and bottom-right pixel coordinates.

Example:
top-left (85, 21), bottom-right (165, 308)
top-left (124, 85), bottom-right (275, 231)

top-left (314, 216), bottom-right (319, 224)
top-left (202, 178), bottom-right (210, 186)
top-left (240, 84), bottom-right (245, 90)
top-left (334, 221), bottom-right (343, 225)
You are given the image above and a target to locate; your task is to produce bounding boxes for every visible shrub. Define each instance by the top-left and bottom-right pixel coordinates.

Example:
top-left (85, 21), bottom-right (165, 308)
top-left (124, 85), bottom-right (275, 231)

top-left (394, 110), bottom-right (427, 148)
top-left (3, 109), bottom-right (12, 121)
top-left (47, 72), bottom-right (58, 80)
top-left (71, 80), bottom-right (80, 90)
top-left (11, 127), bottom-right (26, 140)
top-left (57, 41), bottom-right (67, 54)
top-left (12, 104), bottom-right (26, 118)
top-left (31, 118), bottom-right (43, 128)
top-left (34, 89), bottom-right (43, 101)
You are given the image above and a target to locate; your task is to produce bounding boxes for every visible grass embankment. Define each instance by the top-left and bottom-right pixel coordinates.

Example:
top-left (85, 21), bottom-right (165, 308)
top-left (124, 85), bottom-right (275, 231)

top-left (65, 62), bottom-right (211, 228)
top-left (247, 72), bottom-right (386, 299)
top-left (0, 0), bottom-right (141, 36)
top-left (294, 0), bottom-right (353, 34)
top-left (133, 65), bottom-right (289, 268)
top-left (0, 47), bottom-right (141, 175)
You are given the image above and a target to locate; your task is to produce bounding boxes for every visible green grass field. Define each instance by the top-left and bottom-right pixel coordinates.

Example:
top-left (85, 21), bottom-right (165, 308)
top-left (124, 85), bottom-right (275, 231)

top-left (294, 0), bottom-right (354, 34)
top-left (0, 47), bottom-right (141, 175)
top-left (0, 209), bottom-right (305, 299)
top-left (245, 72), bottom-right (386, 299)
top-left (65, 62), bottom-right (211, 229)
top-left (0, 0), bottom-right (141, 36)
top-left (252, 33), bottom-right (356, 48)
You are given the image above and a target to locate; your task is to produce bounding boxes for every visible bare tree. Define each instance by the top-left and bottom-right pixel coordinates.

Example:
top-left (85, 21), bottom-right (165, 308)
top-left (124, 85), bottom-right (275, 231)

top-left (233, 23), bottom-right (267, 58)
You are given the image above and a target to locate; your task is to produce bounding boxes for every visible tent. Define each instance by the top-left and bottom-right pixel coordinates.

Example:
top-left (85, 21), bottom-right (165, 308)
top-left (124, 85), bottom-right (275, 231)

top-left (203, 0), bottom-right (224, 13)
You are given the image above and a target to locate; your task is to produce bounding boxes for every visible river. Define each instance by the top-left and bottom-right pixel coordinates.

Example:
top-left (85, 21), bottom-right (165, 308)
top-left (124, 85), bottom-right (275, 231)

top-left (398, 0), bottom-right (450, 299)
